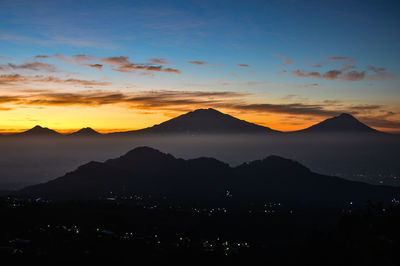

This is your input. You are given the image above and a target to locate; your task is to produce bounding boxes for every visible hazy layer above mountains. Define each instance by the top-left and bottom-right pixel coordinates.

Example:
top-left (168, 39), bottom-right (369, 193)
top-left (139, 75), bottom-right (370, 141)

top-left (0, 133), bottom-right (399, 190)
top-left (0, 109), bottom-right (399, 190)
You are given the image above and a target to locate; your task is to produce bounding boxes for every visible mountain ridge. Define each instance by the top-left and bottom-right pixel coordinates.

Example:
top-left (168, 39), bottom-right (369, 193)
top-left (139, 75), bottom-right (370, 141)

top-left (16, 125), bottom-right (62, 136)
top-left (4, 109), bottom-right (388, 136)
top-left (16, 146), bottom-right (400, 203)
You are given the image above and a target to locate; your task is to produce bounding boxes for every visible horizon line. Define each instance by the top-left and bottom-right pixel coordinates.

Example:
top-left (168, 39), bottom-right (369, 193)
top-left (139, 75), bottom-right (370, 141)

top-left (0, 109), bottom-right (398, 134)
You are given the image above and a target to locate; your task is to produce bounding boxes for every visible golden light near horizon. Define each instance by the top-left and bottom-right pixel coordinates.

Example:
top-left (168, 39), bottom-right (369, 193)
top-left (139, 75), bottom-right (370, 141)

top-left (1, 101), bottom-right (398, 134)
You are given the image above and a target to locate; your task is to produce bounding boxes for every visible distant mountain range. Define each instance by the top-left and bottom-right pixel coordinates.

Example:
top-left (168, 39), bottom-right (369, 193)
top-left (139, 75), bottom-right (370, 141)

top-left (17, 146), bottom-right (400, 203)
top-left (5, 109), bottom-right (388, 137)
top-left (16, 125), bottom-right (61, 136)
top-left (12, 126), bottom-right (100, 137)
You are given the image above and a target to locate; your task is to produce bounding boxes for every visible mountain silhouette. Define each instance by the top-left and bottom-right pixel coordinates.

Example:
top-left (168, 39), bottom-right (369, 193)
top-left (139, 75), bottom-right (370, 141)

top-left (15, 125), bottom-right (61, 136)
top-left (5, 110), bottom-right (388, 137)
top-left (69, 127), bottom-right (101, 136)
top-left (295, 113), bottom-right (380, 134)
top-left (115, 108), bottom-right (279, 135)
top-left (17, 146), bottom-right (400, 204)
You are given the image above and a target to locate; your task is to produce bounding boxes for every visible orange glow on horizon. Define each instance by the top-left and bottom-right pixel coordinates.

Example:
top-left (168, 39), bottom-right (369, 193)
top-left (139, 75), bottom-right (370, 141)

top-left (0, 108), bottom-right (398, 134)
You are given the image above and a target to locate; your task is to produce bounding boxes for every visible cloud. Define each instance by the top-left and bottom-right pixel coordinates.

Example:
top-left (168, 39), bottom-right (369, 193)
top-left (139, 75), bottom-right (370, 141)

top-left (0, 95), bottom-right (20, 103)
top-left (216, 81), bottom-right (265, 86)
top-left (102, 56), bottom-right (181, 74)
top-left (0, 74), bottom-right (110, 86)
top-left (34, 55), bottom-right (51, 59)
top-left (36, 54), bottom-right (181, 74)
top-left (341, 71), bottom-right (366, 81)
top-left (0, 90), bottom-right (245, 110)
top-left (347, 105), bottom-right (381, 111)
top-left (291, 69), bottom-right (342, 80)
top-left (38, 77), bottom-right (111, 86)
top-left (87, 64), bottom-right (103, 69)
top-left (291, 65), bottom-right (395, 82)
top-left (272, 54), bottom-right (293, 66)
top-left (101, 56), bottom-right (130, 66)
top-left (188, 61), bottom-right (208, 66)
top-left (0, 74), bottom-right (25, 84)
top-left (0, 62), bottom-right (57, 72)
top-left (148, 58), bottom-right (171, 65)
top-left (224, 103), bottom-right (341, 116)
top-left (328, 56), bottom-right (351, 60)
top-left (366, 65), bottom-right (396, 81)
top-left (50, 54), bottom-right (103, 70)
top-left (311, 63), bottom-right (322, 68)
top-left (236, 63), bottom-right (251, 68)
top-left (367, 66), bottom-right (386, 73)
top-left (327, 56), bottom-right (356, 64)
top-left (307, 57), bottom-right (356, 70)
top-left (357, 112), bottom-right (400, 130)
top-left (295, 83), bottom-right (320, 88)
top-left (1, 89), bottom-right (380, 118)
top-left (277, 70), bottom-right (287, 74)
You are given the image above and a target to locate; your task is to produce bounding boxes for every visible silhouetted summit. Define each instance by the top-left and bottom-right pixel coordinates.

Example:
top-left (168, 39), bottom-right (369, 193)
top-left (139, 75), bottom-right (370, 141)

top-left (18, 146), bottom-right (400, 203)
top-left (70, 127), bottom-right (101, 136)
top-left (119, 108), bottom-right (279, 135)
top-left (298, 113), bottom-right (379, 133)
top-left (237, 155), bottom-right (311, 175)
top-left (106, 146), bottom-right (181, 171)
top-left (16, 125), bottom-right (61, 136)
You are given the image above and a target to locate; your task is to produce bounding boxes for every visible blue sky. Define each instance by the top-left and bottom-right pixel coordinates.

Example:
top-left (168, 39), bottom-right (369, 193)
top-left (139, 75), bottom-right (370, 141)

top-left (0, 0), bottom-right (399, 132)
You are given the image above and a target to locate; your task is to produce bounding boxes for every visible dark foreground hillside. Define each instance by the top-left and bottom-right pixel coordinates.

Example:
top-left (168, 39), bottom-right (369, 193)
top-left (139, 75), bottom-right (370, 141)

top-left (17, 147), bottom-right (400, 204)
top-left (5, 147), bottom-right (400, 265)
top-left (0, 197), bottom-right (399, 265)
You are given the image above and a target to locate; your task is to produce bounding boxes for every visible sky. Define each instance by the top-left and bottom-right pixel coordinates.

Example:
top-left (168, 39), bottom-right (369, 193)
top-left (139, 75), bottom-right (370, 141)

top-left (0, 0), bottom-right (399, 133)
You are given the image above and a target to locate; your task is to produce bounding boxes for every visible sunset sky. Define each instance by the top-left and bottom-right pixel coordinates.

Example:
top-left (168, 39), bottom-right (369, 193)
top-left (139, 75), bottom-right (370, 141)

top-left (0, 0), bottom-right (399, 133)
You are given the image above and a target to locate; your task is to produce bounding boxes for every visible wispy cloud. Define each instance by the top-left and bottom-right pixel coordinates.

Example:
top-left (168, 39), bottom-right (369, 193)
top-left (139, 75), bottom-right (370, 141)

top-left (366, 66), bottom-right (396, 81)
top-left (0, 62), bottom-right (57, 72)
top-left (188, 61), bottom-right (208, 66)
top-left (272, 54), bottom-right (293, 66)
top-left (148, 58), bottom-right (171, 65)
top-left (0, 88), bottom-right (381, 117)
top-left (356, 111), bottom-right (400, 129)
top-left (327, 56), bottom-right (356, 63)
top-left (291, 65), bottom-right (395, 82)
top-left (0, 74), bottom-right (110, 86)
top-left (0, 90), bottom-right (244, 109)
top-left (101, 56), bottom-right (181, 74)
top-left (36, 54), bottom-right (181, 74)
top-left (311, 63), bottom-right (322, 68)
top-left (36, 54), bottom-right (103, 70)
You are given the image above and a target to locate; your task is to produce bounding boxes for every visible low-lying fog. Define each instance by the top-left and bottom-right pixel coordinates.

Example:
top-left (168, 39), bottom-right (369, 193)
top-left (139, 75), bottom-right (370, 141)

top-left (0, 134), bottom-right (399, 190)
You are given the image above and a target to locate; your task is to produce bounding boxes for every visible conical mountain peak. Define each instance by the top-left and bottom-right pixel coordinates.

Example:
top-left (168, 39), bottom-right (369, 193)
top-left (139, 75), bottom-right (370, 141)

top-left (136, 108), bottom-right (279, 134)
top-left (17, 125), bottom-right (61, 136)
top-left (298, 113), bottom-right (378, 133)
top-left (70, 127), bottom-right (100, 136)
